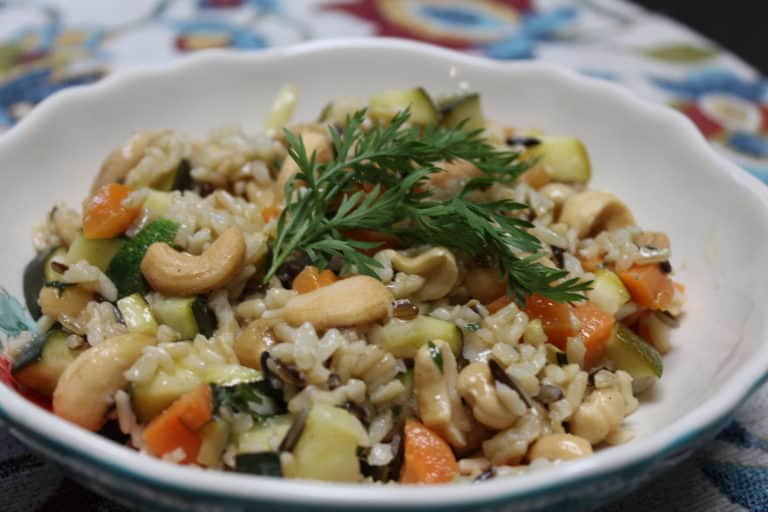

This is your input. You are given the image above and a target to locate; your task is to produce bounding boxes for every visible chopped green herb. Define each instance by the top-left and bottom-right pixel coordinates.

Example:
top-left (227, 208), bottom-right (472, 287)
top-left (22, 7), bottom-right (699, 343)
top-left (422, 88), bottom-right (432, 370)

top-left (427, 340), bottom-right (444, 373)
top-left (466, 322), bottom-right (480, 332)
top-left (266, 108), bottom-right (590, 303)
top-left (211, 381), bottom-right (284, 420)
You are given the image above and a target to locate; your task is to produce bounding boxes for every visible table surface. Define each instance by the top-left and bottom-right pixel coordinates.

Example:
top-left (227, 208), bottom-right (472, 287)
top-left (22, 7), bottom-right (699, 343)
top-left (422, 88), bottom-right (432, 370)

top-left (0, 1), bottom-right (766, 511)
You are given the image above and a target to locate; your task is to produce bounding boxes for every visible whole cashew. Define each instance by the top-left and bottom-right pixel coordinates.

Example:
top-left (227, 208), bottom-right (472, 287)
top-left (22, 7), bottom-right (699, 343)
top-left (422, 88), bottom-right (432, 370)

top-left (414, 339), bottom-right (473, 450)
top-left (384, 247), bottom-right (459, 301)
top-left (527, 433), bottom-right (593, 461)
top-left (568, 388), bottom-right (625, 444)
top-left (538, 183), bottom-right (576, 216)
top-left (427, 159), bottom-right (483, 198)
top-left (559, 191), bottom-right (635, 237)
top-left (141, 226), bottom-right (246, 296)
top-left (91, 132), bottom-right (151, 192)
top-left (457, 363), bottom-right (526, 430)
top-left (280, 275), bottom-right (393, 331)
top-left (39, 286), bottom-right (94, 322)
top-left (275, 131), bottom-right (332, 204)
top-left (53, 333), bottom-right (156, 431)
top-left (234, 318), bottom-right (277, 370)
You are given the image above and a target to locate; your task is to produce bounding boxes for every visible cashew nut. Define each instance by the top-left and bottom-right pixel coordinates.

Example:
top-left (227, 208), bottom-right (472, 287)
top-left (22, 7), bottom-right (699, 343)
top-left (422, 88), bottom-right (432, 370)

top-left (414, 339), bottom-right (473, 449)
top-left (39, 286), bottom-right (94, 322)
top-left (91, 132), bottom-right (151, 192)
top-left (568, 388), bottom-right (625, 444)
top-left (482, 414), bottom-right (543, 466)
top-left (427, 159), bottom-right (483, 198)
top-left (234, 318), bottom-right (277, 370)
top-left (457, 363), bottom-right (526, 430)
top-left (527, 433), bottom-right (593, 461)
top-left (141, 226), bottom-right (246, 296)
top-left (53, 333), bottom-right (156, 431)
top-left (464, 265), bottom-right (507, 303)
top-left (384, 247), bottom-right (459, 301)
top-left (538, 183), bottom-right (576, 216)
top-left (275, 131), bottom-right (332, 204)
top-left (559, 191), bottom-right (635, 237)
top-left (280, 275), bottom-right (392, 330)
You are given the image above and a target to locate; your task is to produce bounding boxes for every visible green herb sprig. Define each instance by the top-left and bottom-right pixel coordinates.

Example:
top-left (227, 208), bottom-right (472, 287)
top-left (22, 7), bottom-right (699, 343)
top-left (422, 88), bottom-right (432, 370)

top-left (264, 108), bottom-right (590, 303)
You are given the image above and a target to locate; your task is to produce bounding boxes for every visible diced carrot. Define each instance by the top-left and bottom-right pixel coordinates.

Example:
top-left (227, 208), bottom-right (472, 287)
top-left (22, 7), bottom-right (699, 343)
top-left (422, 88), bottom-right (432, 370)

top-left (142, 384), bottom-right (212, 464)
top-left (400, 419), bottom-right (458, 484)
top-left (517, 164), bottom-right (551, 189)
top-left (82, 183), bottom-right (141, 239)
top-left (579, 255), bottom-right (604, 273)
top-left (317, 269), bottom-right (338, 287)
top-left (343, 229), bottom-right (400, 254)
top-left (618, 265), bottom-right (674, 311)
top-left (261, 205), bottom-right (282, 223)
top-left (292, 266), bottom-right (321, 294)
top-left (486, 295), bottom-right (512, 314)
top-left (523, 294), bottom-right (577, 350)
top-left (573, 302), bottom-right (615, 368)
top-left (293, 266), bottom-right (339, 293)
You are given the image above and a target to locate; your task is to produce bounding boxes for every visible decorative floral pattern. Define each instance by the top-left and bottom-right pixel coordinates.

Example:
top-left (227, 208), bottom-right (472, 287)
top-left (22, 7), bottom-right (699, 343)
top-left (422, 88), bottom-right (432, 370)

top-left (1, 1), bottom-right (767, 511)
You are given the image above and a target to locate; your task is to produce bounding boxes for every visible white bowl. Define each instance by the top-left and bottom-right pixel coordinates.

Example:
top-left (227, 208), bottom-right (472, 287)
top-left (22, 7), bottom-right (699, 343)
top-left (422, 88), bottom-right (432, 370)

top-left (0, 38), bottom-right (766, 512)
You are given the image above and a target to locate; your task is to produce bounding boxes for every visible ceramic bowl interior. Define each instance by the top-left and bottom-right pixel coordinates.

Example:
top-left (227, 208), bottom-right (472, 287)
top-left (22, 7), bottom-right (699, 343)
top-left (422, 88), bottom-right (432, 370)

top-left (0, 39), bottom-right (766, 510)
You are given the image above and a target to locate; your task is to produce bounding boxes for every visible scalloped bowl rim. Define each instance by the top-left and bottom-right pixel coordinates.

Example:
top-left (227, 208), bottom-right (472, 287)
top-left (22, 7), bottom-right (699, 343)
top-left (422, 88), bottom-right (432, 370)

top-left (0, 38), bottom-right (767, 509)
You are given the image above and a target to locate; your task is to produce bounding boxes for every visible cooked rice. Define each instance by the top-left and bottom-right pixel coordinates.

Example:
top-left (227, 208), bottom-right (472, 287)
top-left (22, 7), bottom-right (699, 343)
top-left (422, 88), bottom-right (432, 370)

top-left (13, 96), bottom-right (685, 484)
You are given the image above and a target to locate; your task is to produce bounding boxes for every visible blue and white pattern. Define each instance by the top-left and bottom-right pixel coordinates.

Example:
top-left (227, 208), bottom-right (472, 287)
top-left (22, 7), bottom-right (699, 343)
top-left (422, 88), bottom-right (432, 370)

top-left (0, 1), bottom-right (767, 510)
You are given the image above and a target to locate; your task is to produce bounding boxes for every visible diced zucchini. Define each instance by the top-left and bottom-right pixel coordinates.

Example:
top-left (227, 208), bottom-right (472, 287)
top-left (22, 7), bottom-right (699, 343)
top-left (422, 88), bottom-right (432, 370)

top-left (527, 136), bottom-right (591, 183)
top-left (587, 269), bottom-right (631, 315)
top-left (604, 324), bottom-right (663, 393)
top-left (284, 403), bottom-right (367, 483)
top-left (117, 294), bottom-right (158, 335)
top-left (197, 417), bottom-right (231, 467)
top-left (370, 315), bottom-right (462, 358)
top-left (153, 159), bottom-right (193, 192)
top-left (235, 452), bottom-right (282, 477)
top-left (23, 246), bottom-right (65, 319)
top-left (440, 93), bottom-right (485, 131)
top-left (143, 190), bottom-right (174, 219)
top-left (204, 365), bottom-right (261, 386)
top-left (368, 87), bottom-right (438, 125)
top-left (237, 414), bottom-right (294, 453)
top-left (13, 329), bottom-right (83, 396)
top-left (130, 369), bottom-right (202, 423)
top-left (150, 296), bottom-right (216, 340)
top-left (317, 97), bottom-right (365, 124)
top-left (66, 232), bottom-right (125, 271)
top-left (106, 219), bottom-right (179, 298)
top-left (264, 83), bottom-right (299, 133)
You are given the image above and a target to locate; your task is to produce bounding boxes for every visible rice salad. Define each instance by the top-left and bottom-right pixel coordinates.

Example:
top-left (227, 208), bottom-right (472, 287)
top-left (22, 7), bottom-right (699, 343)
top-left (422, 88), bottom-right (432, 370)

top-left (6, 87), bottom-right (684, 484)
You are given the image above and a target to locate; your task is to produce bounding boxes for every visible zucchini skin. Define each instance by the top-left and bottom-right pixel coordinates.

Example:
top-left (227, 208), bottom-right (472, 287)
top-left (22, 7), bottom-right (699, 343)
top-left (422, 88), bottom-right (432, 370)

top-left (12, 329), bottom-right (82, 396)
top-left (154, 159), bottom-right (193, 192)
top-left (23, 247), bottom-right (61, 319)
top-left (106, 219), bottom-right (179, 298)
